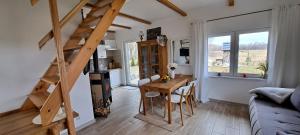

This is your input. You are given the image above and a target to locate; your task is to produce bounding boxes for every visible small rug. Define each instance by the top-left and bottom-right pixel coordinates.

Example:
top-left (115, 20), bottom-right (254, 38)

top-left (134, 107), bottom-right (191, 132)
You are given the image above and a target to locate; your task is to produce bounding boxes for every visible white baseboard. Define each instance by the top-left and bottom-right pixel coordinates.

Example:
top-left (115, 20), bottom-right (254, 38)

top-left (61, 119), bottom-right (96, 135)
top-left (209, 98), bottom-right (247, 106)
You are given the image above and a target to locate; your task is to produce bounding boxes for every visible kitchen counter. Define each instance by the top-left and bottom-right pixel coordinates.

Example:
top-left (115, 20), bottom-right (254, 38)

top-left (108, 68), bottom-right (121, 71)
top-left (108, 68), bottom-right (122, 88)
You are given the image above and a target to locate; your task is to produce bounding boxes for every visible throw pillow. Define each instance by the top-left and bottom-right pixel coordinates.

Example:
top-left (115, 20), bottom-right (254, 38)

top-left (249, 87), bottom-right (295, 104)
top-left (290, 85), bottom-right (300, 111)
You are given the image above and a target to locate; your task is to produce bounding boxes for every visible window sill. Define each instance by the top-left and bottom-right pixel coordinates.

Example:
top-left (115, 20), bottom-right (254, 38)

top-left (208, 75), bottom-right (267, 81)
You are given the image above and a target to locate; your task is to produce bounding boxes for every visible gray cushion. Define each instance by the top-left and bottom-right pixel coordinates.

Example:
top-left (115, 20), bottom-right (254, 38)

top-left (250, 87), bottom-right (295, 104)
top-left (290, 85), bottom-right (300, 112)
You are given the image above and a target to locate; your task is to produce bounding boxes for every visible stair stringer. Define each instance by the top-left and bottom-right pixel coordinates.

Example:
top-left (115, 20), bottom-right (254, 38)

top-left (39, 0), bottom-right (125, 126)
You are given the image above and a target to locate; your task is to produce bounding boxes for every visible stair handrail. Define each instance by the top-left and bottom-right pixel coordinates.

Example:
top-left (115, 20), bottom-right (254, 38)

top-left (38, 0), bottom-right (90, 49)
top-left (39, 0), bottom-right (125, 127)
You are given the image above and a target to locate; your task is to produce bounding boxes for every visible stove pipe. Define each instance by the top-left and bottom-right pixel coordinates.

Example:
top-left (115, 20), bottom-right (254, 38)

top-left (93, 48), bottom-right (100, 73)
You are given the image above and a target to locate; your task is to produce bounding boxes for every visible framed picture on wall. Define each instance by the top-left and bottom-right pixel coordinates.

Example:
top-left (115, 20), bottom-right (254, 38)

top-left (146, 27), bottom-right (161, 40)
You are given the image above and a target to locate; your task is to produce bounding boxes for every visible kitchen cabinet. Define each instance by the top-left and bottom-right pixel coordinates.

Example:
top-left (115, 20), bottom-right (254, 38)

top-left (104, 40), bottom-right (117, 49)
top-left (97, 45), bottom-right (107, 58)
top-left (109, 68), bottom-right (121, 88)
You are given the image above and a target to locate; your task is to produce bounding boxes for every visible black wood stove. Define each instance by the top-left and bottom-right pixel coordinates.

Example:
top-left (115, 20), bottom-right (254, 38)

top-left (89, 48), bottom-right (112, 117)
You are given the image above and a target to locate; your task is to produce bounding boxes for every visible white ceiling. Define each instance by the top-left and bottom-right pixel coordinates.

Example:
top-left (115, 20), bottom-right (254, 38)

top-left (111, 0), bottom-right (227, 30)
top-left (122, 0), bottom-right (226, 20)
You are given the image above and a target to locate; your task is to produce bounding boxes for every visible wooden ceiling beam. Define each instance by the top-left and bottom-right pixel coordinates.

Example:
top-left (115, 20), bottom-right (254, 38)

top-left (228, 0), bottom-right (234, 6)
top-left (118, 12), bottom-right (152, 25)
top-left (157, 0), bottom-right (187, 17)
top-left (111, 23), bottom-right (132, 29)
top-left (84, 3), bottom-right (151, 25)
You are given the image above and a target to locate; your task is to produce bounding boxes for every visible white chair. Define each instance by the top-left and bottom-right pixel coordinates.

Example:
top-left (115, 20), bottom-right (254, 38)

top-left (150, 74), bottom-right (162, 108)
top-left (138, 78), bottom-right (150, 113)
top-left (175, 82), bottom-right (195, 115)
top-left (175, 80), bottom-right (197, 115)
top-left (145, 91), bottom-right (160, 113)
top-left (138, 78), bottom-right (160, 113)
top-left (188, 79), bottom-right (198, 109)
top-left (164, 85), bottom-right (191, 126)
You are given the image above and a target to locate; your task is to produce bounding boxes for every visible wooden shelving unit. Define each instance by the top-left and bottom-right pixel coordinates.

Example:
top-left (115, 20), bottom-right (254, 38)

top-left (137, 40), bottom-right (168, 79)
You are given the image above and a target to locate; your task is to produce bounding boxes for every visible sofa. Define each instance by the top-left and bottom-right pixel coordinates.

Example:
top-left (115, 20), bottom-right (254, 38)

top-left (249, 87), bottom-right (300, 135)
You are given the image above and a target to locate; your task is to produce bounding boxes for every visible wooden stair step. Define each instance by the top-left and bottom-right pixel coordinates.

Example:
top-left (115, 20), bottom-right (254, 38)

top-left (95, 2), bottom-right (112, 10)
top-left (83, 15), bottom-right (103, 25)
top-left (0, 109), bottom-right (37, 125)
top-left (0, 109), bottom-right (41, 135)
top-left (90, 3), bottom-right (111, 17)
top-left (64, 44), bottom-right (84, 51)
top-left (0, 109), bottom-right (79, 135)
top-left (41, 75), bottom-right (59, 85)
top-left (74, 25), bottom-right (94, 35)
top-left (64, 51), bottom-right (79, 64)
top-left (71, 32), bottom-right (91, 39)
top-left (28, 91), bottom-right (50, 109)
top-left (96, 0), bottom-right (113, 7)
top-left (70, 35), bottom-right (83, 40)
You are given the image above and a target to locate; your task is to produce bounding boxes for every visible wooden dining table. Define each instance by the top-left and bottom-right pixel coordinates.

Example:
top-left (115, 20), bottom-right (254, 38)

top-left (140, 74), bottom-right (193, 124)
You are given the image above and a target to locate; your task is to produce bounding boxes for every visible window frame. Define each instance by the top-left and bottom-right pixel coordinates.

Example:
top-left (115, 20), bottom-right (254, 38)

top-left (207, 32), bottom-right (234, 77)
top-left (207, 28), bottom-right (270, 78)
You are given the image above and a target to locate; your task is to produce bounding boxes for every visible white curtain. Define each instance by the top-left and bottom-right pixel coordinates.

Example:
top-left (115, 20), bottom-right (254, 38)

top-left (191, 21), bottom-right (208, 102)
top-left (268, 2), bottom-right (300, 88)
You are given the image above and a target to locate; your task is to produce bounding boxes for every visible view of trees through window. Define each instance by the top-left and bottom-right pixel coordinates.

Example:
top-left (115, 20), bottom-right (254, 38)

top-left (208, 30), bottom-right (269, 77)
top-left (238, 32), bottom-right (269, 75)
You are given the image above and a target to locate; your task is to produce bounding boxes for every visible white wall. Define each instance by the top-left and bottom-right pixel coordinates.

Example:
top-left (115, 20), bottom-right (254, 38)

top-left (151, 17), bottom-right (194, 75)
top-left (70, 74), bottom-right (95, 129)
top-left (115, 0), bottom-right (281, 104)
top-left (205, 77), bottom-right (267, 103)
top-left (0, 0), bottom-right (94, 129)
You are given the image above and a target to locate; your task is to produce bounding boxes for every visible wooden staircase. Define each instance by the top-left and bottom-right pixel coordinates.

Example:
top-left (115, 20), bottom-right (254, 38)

top-left (0, 0), bottom-right (125, 134)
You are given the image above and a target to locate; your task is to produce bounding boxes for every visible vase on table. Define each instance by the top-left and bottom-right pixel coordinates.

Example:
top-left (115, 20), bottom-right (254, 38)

top-left (170, 70), bottom-right (175, 79)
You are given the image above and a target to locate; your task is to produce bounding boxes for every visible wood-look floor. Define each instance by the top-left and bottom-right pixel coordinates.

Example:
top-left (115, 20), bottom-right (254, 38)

top-left (78, 87), bottom-right (251, 135)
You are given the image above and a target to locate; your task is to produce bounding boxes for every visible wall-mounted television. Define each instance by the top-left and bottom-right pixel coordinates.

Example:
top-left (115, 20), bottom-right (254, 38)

top-left (180, 48), bottom-right (189, 56)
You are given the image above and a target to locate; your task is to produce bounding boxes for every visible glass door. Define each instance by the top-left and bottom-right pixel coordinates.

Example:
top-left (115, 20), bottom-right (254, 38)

top-left (150, 45), bottom-right (159, 75)
top-left (124, 42), bottom-right (139, 86)
top-left (140, 45), bottom-right (150, 79)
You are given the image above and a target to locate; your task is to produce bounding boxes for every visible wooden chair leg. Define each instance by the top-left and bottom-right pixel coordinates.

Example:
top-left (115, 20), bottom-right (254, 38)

top-left (139, 97), bottom-right (142, 113)
top-left (160, 95), bottom-right (164, 109)
top-left (164, 100), bottom-right (168, 118)
top-left (185, 96), bottom-right (192, 116)
top-left (192, 94), bottom-right (197, 107)
top-left (189, 96), bottom-right (194, 115)
top-left (150, 97), bottom-right (154, 113)
top-left (179, 103), bottom-right (184, 126)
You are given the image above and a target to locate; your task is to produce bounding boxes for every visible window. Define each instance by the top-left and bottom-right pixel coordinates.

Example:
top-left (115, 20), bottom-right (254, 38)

top-left (237, 31), bottom-right (269, 75)
top-left (208, 35), bottom-right (232, 74)
top-left (207, 29), bottom-right (269, 78)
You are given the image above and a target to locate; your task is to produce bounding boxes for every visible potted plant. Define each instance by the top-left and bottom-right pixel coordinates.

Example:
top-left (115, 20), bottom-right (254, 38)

top-left (167, 63), bottom-right (177, 79)
top-left (257, 62), bottom-right (268, 79)
top-left (161, 75), bottom-right (170, 83)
